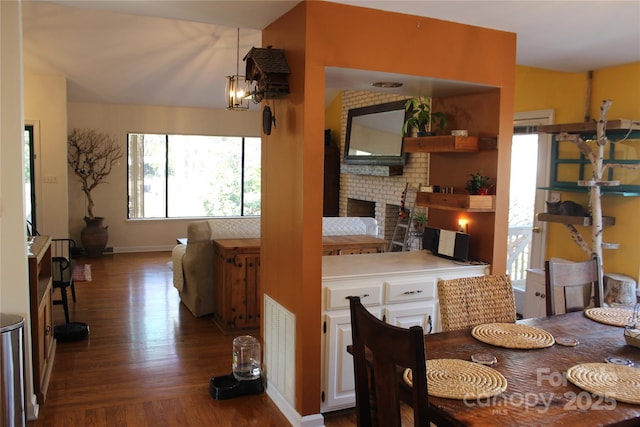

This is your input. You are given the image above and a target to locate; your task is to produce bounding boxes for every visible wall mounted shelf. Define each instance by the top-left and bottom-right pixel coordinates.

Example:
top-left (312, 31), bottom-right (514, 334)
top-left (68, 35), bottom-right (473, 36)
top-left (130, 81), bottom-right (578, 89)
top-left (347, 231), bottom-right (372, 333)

top-left (537, 186), bottom-right (640, 197)
top-left (537, 213), bottom-right (616, 226)
top-left (416, 192), bottom-right (495, 212)
top-left (403, 135), bottom-right (478, 153)
top-left (340, 164), bottom-right (403, 177)
top-left (538, 119), bottom-right (640, 135)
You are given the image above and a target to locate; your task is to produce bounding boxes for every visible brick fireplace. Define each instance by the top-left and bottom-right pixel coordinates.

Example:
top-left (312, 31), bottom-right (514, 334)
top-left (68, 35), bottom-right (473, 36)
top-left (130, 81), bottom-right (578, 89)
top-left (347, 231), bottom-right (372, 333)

top-left (338, 90), bottom-right (429, 242)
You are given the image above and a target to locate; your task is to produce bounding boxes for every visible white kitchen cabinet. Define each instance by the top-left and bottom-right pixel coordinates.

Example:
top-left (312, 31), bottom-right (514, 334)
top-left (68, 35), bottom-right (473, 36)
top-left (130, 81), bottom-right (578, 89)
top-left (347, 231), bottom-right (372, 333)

top-left (384, 300), bottom-right (436, 331)
top-left (323, 307), bottom-right (382, 411)
top-left (524, 267), bottom-right (568, 319)
top-left (321, 251), bottom-right (487, 413)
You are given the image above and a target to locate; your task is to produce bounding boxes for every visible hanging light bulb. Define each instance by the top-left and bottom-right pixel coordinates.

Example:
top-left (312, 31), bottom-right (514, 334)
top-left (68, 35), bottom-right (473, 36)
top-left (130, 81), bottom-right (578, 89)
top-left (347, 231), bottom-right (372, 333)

top-left (226, 28), bottom-right (249, 111)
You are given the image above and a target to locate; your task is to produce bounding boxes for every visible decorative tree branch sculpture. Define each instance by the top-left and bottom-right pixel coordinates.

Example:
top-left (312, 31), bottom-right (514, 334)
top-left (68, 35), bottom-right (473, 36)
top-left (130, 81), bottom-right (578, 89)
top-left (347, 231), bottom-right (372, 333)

top-left (556, 99), bottom-right (638, 306)
top-left (67, 128), bottom-right (123, 219)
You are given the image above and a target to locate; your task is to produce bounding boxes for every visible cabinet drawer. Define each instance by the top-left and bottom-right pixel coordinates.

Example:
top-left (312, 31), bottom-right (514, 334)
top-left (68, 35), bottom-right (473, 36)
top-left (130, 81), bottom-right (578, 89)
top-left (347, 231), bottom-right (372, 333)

top-left (384, 277), bottom-right (436, 304)
top-left (325, 284), bottom-right (382, 310)
top-left (383, 300), bottom-right (436, 333)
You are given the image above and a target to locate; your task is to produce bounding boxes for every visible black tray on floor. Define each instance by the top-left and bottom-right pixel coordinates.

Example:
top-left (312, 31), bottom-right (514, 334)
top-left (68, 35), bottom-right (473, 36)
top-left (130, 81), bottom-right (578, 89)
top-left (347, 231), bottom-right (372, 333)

top-left (209, 373), bottom-right (264, 400)
top-left (54, 322), bottom-right (89, 342)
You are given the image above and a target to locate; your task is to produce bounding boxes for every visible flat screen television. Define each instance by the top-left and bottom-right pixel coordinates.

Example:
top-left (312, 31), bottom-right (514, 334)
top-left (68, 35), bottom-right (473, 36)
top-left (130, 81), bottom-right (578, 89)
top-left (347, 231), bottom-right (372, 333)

top-left (344, 100), bottom-right (407, 166)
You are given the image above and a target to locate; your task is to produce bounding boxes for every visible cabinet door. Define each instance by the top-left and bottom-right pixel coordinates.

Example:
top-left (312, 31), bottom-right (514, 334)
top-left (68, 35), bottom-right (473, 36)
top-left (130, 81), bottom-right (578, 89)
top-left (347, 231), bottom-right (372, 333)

top-left (231, 253), bottom-right (260, 329)
top-left (322, 308), bottom-right (381, 412)
top-left (43, 289), bottom-right (53, 362)
top-left (213, 249), bottom-right (261, 332)
top-left (524, 270), bottom-right (566, 318)
top-left (37, 301), bottom-right (47, 385)
top-left (383, 300), bottom-right (436, 333)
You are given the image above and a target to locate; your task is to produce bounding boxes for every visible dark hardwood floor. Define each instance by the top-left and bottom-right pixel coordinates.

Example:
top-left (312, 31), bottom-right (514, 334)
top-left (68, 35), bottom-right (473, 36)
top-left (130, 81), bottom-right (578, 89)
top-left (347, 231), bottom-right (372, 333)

top-left (27, 251), bottom-right (359, 427)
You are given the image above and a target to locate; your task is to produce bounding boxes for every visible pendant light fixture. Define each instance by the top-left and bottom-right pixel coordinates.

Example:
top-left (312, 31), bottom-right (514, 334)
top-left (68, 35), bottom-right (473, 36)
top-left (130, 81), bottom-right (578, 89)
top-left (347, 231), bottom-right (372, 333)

top-left (226, 28), bottom-right (249, 111)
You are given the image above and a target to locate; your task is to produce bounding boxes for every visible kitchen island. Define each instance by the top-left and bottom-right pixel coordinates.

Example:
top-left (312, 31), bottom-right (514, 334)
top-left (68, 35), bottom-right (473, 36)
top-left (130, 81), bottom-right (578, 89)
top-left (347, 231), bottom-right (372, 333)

top-left (321, 250), bottom-right (488, 412)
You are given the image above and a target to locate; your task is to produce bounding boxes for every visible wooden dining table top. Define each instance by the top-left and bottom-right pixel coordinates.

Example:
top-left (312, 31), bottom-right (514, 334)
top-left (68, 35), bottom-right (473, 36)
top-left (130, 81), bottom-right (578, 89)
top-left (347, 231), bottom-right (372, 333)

top-left (423, 311), bottom-right (640, 426)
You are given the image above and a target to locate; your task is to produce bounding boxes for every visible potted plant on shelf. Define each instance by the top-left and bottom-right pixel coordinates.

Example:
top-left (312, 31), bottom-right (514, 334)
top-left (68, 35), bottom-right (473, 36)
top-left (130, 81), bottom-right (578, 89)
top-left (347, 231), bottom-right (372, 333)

top-left (465, 171), bottom-right (492, 195)
top-left (402, 96), bottom-right (448, 137)
top-left (411, 208), bottom-right (428, 233)
top-left (67, 128), bottom-right (123, 258)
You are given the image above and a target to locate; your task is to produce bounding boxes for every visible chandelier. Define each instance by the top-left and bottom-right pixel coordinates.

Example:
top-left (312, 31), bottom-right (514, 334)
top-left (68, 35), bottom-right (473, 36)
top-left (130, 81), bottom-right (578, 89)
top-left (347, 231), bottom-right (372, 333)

top-left (226, 28), bottom-right (249, 111)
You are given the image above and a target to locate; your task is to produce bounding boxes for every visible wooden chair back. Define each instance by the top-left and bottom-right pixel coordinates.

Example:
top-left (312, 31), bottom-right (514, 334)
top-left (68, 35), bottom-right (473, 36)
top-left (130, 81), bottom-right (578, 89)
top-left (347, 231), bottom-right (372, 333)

top-left (437, 275), bottom-right (517, 332)
top-left (544, 258), bottom-right (601, 316)
top-left (348, 296), bottom-right (430, 427)
top-left (51, 238), bottom-right (77, 324)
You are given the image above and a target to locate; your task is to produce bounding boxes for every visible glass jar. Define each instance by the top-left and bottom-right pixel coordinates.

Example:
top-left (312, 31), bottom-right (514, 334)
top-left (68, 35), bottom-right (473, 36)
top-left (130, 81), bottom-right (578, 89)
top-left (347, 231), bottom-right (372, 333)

top-left (232, 335), bottom-right (261, 380)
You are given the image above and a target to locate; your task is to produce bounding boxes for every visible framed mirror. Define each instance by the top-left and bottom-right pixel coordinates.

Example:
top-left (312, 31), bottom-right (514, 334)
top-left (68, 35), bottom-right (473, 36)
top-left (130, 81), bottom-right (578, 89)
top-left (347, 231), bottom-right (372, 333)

top-left (344, 100), bottom-right (407, 166)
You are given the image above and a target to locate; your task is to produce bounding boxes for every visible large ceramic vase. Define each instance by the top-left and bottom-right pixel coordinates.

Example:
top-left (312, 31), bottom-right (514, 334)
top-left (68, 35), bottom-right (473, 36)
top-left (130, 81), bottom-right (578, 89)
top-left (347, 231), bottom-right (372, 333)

top-left (81, 216), bottom-right (108, 258)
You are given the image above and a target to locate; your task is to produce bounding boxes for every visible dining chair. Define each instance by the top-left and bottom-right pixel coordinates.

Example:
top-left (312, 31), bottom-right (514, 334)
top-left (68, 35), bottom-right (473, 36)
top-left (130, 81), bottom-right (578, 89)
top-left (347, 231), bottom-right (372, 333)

top-left (348, 296), bottom-right (432, 427)
top-left (544, 257), bottom-right (601, 316)
top-left (52, 238), bottom-right (78, 324)
top-left (437, 275), bottom-right (517, 332)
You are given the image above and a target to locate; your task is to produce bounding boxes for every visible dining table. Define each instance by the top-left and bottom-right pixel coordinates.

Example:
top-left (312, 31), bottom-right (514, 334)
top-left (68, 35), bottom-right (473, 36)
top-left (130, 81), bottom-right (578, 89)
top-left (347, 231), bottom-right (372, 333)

top-left (421, 311), bottom-right (640, 426)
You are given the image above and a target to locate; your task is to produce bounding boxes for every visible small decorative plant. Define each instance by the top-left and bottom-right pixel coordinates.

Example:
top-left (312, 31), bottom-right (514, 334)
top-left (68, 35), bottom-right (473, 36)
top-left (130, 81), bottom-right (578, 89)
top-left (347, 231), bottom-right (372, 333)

top-left (465, 171), bottom-right (492, 195)
top-left (411, 208), bottom-right (428, 232)
top-left (402, 97), bottom-right (448, 136)
top-left (67, 128), bottom-right (123, 219)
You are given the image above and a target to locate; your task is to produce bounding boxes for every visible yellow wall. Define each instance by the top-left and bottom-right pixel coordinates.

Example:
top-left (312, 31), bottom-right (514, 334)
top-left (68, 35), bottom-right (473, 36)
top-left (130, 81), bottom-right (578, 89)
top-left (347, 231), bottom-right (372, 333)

top-left (263, 1), bottom-right (515, 416)
top-left (515, 62), bottom-right (640, 279)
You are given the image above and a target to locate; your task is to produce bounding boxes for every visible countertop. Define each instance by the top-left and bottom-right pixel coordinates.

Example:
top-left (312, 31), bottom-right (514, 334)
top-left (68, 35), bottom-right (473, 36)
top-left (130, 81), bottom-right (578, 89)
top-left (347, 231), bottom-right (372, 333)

top-left (322, 250), bottom-right (488, 280)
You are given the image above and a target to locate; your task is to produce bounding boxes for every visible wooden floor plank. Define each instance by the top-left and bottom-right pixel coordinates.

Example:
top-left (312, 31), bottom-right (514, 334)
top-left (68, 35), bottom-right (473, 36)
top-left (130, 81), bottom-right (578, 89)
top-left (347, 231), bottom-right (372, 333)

top-left (27, 252), bottom-right (300, 427)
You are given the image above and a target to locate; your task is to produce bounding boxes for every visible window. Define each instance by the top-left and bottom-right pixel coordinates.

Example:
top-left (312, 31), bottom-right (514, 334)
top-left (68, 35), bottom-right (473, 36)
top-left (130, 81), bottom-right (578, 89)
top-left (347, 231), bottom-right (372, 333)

top-left (127, 133), bottom-right (261, 219)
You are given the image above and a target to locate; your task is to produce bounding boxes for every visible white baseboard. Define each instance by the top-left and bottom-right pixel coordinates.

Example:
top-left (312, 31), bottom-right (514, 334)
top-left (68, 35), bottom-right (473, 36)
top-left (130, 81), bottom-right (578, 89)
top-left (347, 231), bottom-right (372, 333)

top-left (26, 393), bottom-right (39, 421)
top-left (112, 245), bottom-right (174, 253)
top-left (266, 379), bottom-right (325, 427)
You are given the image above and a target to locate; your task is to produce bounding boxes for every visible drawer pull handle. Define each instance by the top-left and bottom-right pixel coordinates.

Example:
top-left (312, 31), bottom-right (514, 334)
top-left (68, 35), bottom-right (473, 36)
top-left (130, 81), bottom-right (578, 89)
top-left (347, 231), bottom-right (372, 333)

top-left (403, 290), bottom-right (423, 295)
top-left (535, 291), bottom-right (546, 298)
top-left (345, 293), bottom-right (370, 300)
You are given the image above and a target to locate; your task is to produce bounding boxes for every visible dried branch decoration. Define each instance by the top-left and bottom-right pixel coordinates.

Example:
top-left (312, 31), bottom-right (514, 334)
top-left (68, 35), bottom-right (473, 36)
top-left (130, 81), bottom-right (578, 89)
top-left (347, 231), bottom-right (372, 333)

top-left (67, 128), bottom-right (123, 219)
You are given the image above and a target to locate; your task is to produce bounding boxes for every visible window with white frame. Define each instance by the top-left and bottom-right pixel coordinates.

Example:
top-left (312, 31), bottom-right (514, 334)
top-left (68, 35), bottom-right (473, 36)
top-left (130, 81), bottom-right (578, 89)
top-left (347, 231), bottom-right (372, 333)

top-left (127, 133), bottom-right (260, 219)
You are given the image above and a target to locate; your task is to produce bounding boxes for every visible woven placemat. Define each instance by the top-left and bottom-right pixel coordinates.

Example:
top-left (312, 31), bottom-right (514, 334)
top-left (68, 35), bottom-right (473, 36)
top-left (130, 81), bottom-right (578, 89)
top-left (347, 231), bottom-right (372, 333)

top-left (584, 307), bottom-right (634, 327)
top-left (471, 322), bottom-right (555, 349)
top-left (403, 358), bottom-right (507, 400)
top-left (567, 363), bottom-right (640, 405)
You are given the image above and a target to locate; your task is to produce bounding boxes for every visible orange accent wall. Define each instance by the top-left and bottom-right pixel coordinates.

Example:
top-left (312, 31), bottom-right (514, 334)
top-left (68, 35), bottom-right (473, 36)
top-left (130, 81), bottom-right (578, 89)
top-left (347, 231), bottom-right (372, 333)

top-left (262, 1), bottom-right (516, 416)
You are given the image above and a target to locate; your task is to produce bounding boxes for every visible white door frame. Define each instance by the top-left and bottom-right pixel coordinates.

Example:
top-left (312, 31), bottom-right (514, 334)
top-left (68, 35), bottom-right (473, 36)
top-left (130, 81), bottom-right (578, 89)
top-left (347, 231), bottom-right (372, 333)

top-left (513, 109), bottom-right (554, 270)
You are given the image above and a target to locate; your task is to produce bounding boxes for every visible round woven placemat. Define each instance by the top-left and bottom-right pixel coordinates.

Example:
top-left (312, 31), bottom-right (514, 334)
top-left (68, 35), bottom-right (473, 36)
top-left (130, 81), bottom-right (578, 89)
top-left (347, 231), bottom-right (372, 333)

top-left (403, 358), bottom-right (507, 400)
top-left (567, 363), bottom-right (640, 405)
top-left (584, 307), bottom-right (634, 327)
top-left (471, 322), bottom-right (555, 349)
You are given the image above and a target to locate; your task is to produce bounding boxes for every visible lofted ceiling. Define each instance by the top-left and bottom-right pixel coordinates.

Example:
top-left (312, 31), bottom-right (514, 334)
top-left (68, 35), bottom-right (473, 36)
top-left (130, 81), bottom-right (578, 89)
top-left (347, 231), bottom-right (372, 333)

top-left (22, 0), bottom-right (640, 111)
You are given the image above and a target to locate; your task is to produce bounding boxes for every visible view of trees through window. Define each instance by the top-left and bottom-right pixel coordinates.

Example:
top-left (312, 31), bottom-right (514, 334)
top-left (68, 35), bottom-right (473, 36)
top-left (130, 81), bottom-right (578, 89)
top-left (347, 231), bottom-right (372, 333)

top-left (128, 133), bottom-right (260, 219)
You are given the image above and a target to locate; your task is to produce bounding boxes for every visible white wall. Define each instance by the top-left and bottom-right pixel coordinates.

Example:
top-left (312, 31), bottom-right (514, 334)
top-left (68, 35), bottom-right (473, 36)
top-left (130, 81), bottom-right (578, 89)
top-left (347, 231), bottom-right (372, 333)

top-left (66, 102), bottom-right (260, 251)
top-left (1, 0), bottom-right (40, 418)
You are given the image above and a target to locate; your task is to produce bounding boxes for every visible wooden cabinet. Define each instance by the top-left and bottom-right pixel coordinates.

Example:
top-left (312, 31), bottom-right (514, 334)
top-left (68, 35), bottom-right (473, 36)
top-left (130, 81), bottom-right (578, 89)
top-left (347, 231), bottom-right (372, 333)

top-left (28, 236), bottom-right (55, 404)
top-left (321, 235), bottom-right (386, 256)
top-left (212, 235), bottom-right (387, 335)
top-left (212, 238), bottom-right (261, 334)
top-left (321, 251), bottom-right (487, 412)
